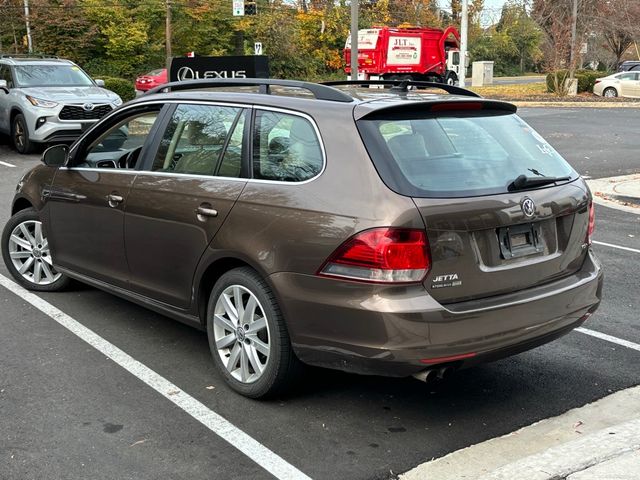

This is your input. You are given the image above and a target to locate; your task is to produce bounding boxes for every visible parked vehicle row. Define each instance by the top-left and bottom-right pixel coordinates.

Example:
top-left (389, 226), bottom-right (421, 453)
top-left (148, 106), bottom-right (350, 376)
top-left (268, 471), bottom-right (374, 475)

top-left (2, 78), bottom-right (602, 398)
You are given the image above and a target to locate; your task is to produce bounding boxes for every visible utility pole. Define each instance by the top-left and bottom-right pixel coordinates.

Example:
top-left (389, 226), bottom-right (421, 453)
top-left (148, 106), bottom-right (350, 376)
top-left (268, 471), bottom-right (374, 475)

top-left (23, 0), bottom-right (33, 53)
top-left (350, 0), bottom-right (358, 80)
top-left (165, 0), bottom-right (172, 71)
top-left (459, 0), bottom-right (468, 87)
top-left (569, 0), bottom-right (578, 76)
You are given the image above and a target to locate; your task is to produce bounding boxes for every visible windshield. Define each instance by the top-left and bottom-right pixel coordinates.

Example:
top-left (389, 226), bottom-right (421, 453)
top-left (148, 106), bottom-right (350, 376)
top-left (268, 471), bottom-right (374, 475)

top-left (358, 110), bottom-right (576, 198)
top-left (14, 64), bottom-right (94, 87)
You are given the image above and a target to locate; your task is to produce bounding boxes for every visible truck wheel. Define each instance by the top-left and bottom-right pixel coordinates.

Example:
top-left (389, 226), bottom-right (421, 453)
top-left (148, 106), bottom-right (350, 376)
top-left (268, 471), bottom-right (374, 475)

top-left (446, 73), bottom-right (458, 86)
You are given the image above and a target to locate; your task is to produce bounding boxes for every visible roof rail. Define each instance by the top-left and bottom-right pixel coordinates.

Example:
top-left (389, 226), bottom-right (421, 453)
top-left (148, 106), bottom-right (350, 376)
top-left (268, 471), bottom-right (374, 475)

top-left (145, 78), bottom-right (354, 103)
top-left (0, 53), bottom-right (59, 59)
top-left (321, 80), bottom-right (481, 98)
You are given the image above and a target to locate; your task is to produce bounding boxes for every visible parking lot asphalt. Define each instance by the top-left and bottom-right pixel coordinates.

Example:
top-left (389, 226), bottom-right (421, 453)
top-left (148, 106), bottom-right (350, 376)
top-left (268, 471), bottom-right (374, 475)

top-left (1, 107), bottom-right (639, 480)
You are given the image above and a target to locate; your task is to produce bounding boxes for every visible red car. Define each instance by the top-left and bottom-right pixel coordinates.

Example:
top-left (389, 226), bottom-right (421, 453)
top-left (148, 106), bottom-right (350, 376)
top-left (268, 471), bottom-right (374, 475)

top-left (135, 68), bottom-right (167, 92)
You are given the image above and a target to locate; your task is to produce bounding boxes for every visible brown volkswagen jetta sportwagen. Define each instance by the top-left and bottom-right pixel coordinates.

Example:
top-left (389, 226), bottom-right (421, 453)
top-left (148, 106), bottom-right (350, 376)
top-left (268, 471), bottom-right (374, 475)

top-left (1, 79), bottom-right (603, 398)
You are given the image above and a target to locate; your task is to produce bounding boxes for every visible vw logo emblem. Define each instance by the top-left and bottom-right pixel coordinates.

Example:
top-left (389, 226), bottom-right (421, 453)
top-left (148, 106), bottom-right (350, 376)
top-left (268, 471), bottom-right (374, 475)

top-left (82, 103), bottom-right (95, 111)
top-left (521, 197), bottom-right (535, 217)
top-left (177, 66), bottom-right (195, 81)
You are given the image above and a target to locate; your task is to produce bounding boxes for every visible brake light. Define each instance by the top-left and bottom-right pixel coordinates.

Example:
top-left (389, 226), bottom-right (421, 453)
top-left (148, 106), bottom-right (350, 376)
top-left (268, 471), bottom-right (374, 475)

top-left (318, 228), bottom-right (431, 283)
top-left (430, 102), bottom-right (483, 112)
top-left (595, 79), bottom-right (601, 84)
top-left (587, 202), bottom-right (595, 245)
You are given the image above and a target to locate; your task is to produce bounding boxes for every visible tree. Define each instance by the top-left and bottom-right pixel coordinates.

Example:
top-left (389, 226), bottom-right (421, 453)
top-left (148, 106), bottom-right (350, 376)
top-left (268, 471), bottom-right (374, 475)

top-left (497, 0), bottom-right (542, 73)
top-left (532, 0), bottom-right (596, 70)
top-left (29, 1), bottom-right (98, 64)
top-left (590, 0), bottom-right (640, 68)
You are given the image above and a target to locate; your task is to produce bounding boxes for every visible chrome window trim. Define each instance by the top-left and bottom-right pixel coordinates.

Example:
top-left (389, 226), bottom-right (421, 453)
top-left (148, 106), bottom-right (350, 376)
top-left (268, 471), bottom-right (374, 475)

top-left (58, 167), bottom-right (138, 175)
top-left (66, 99), bottom-right (327, 186)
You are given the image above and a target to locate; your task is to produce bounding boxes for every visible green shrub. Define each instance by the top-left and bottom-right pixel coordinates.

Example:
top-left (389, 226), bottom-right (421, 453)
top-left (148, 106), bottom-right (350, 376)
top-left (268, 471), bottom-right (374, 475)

top-left (576, 69), bottom-right (609, 93)
top-left (102, 77), bottom-right (136, 103)
top-left (547, 69), bottom-right (610, 95)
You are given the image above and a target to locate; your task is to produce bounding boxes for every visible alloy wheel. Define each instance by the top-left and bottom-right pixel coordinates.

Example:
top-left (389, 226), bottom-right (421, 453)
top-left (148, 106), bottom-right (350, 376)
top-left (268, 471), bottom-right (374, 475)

top-left (8, 220), bottom-right (62, 286)
top-left (14, 120), bottom-right (25, 149)
top-left (213, 285), bottom-right (270, 383)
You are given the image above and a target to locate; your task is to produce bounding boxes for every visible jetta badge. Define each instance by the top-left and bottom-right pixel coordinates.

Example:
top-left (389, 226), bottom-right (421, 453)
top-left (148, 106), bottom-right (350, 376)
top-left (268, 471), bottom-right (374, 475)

top-left (82, 103), bottom-right (95, 111)
top-left (521, 197), bottom-right (535, 217)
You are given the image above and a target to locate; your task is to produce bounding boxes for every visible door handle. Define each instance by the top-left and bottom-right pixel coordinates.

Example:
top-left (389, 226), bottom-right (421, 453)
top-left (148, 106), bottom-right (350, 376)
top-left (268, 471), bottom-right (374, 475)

top-left (107, 193), bottom-right (124, 207)
top-left (196, 205), bottom-right (218, 219)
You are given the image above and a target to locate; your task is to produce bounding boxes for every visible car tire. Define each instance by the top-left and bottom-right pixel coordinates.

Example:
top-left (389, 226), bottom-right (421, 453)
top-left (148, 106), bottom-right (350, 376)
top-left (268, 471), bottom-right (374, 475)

top-left (603, 87), bottom-right (618, 98)
top-left (206, 267), bottom-right (302, 398)
top-left (12, 113), bottom-right (37, 154)
top-left (1, 208), bottom-right (71, 291)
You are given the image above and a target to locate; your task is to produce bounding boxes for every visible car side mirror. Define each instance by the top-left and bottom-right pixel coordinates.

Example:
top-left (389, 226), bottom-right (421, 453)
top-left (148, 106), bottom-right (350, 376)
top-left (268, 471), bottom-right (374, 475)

top-left (0, 79), bottom-right (8, 93)
top-left (95, 79), bottom-right (105, 87)
top-left (42, 144), bottom-right (69, 167)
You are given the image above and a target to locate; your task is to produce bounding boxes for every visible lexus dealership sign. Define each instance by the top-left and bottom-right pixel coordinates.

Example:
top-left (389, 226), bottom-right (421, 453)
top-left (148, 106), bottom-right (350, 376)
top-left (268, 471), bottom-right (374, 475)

top-left (169, 55), bottom-right (269, 82)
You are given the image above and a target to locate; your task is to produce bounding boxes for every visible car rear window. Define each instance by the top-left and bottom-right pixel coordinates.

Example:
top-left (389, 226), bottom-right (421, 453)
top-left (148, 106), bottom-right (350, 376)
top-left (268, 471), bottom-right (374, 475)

top-left (357, 110), bottom-right (577, 198)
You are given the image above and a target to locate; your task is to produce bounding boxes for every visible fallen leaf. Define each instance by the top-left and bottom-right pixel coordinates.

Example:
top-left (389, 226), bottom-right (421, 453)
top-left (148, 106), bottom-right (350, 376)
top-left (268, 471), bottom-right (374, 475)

top-left (205, 386), bottom-right (215, 390)
top-left (130, 439), bottom-right (146, 447)
top-left (167, 389), bottom-right (180, 396)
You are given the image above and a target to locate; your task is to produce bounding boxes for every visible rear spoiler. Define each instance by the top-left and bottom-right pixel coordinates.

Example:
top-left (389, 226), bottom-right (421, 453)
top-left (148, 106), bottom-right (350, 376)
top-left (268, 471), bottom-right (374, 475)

top-left (354, 99), bottom-right (518, 120)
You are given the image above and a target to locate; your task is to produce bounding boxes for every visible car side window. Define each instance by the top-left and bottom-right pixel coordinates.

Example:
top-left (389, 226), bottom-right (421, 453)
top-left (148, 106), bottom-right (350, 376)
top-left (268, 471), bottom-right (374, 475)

top-left (252, 110), bottom-right (323, 182)
top-left (619, 72), bottom-right (635, 80)
top-left (78, 111), bottom-right (160, 169)
top-left (151, 104), bottom-right (243, 177)
top-left (0, 65), bottom-right (14, 88)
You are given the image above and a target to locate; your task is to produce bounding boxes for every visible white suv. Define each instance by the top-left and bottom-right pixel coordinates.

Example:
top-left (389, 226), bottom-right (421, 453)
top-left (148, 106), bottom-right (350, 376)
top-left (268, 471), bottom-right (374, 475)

top-left (0, 56), bottom-right (122, 154)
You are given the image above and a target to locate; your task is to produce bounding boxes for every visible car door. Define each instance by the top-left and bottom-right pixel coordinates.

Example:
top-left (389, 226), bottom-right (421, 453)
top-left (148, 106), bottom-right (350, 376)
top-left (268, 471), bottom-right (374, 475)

top-left (124, 103), bottom-right (248, 308)
top-left (628, 72), bottom-right (640, 97)
top-left (46, 105), bottom-right (164, 288)
top-left (618, 72), bottom-right (638, 97)
top-left (0, 65), bottom-right (14, 133)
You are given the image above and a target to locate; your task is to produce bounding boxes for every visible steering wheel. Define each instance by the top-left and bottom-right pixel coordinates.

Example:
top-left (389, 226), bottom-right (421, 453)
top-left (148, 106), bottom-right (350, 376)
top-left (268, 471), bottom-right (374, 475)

top-left (118, 146), bottom-right (143, 169)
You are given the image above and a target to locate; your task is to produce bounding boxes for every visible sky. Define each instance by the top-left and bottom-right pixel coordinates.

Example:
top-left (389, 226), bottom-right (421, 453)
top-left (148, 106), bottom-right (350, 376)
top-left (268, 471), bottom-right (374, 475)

top-left (438, 0), bottom-right (509, 26)
top-left (438, 0), bottom-right (508, 13)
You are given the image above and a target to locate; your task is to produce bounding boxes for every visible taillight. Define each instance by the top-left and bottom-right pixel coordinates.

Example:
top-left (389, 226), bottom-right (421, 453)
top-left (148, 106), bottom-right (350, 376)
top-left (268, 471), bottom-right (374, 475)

top-left (318, 228), bottom-right (431, 283)
top-left (587, 202), bottom-right (595, 245)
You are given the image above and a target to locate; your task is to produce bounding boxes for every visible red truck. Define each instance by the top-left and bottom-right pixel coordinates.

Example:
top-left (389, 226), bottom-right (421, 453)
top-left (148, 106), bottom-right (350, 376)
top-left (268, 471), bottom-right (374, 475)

top-left (344, 26), bottom-right (465, 85)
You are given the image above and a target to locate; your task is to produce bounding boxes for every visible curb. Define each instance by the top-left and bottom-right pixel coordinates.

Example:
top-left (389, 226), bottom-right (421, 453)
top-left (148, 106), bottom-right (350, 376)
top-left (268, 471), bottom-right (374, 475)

top-left (478, 418), bottom-right (640, 480)
top-left (511, 101), bottom-right (640, 108)
top-left (400, 386), bottom-right (640, 480)
top-left (587, 175), bottom-right (640, 215)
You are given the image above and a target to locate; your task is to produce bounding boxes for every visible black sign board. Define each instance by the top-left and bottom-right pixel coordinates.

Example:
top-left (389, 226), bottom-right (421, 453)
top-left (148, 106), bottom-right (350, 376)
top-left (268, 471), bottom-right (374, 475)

top-left (169, 55), bottom-right (269, 82)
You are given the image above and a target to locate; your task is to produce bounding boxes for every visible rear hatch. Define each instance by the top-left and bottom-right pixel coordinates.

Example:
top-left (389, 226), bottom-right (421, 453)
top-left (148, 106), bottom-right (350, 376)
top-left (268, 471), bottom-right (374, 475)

top-left (356, 99), bottom-right (591, 304)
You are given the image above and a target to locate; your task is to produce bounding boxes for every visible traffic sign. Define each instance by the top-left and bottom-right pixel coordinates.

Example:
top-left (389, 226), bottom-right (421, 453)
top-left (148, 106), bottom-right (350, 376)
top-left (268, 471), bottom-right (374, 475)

top-left (254, 42), bottom-right (263, 55)
top-left (233, 0), bottom-right (244, 16)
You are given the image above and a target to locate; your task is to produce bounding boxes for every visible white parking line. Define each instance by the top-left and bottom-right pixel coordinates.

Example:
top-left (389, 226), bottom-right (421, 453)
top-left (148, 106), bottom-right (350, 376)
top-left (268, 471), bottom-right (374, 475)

top-left (577, 327), bottom-right (640, 353)
top-left (0, 273), bottom-right (312, 480)
top-left (0, 160), bottom-right (16, 168)
top-left (593, 240), bottom-right (640, 254)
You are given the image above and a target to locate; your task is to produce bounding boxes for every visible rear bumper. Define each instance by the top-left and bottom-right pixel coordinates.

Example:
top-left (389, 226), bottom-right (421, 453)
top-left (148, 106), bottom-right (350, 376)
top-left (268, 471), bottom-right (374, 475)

top-left (271, 249), bottom-right (603, 376)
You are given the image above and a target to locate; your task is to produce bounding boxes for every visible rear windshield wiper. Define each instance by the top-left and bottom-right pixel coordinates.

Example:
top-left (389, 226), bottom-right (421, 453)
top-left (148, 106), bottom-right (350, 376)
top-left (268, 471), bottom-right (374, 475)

top-left (508, 174), bottom-right (571, 192)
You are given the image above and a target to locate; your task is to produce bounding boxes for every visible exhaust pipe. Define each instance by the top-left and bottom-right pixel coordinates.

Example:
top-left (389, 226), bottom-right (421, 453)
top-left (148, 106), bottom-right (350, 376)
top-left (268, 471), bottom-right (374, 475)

top-left (437, 366), bottom-right (454, 381)
top-left (412, 369), bottom-right (438, 383)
